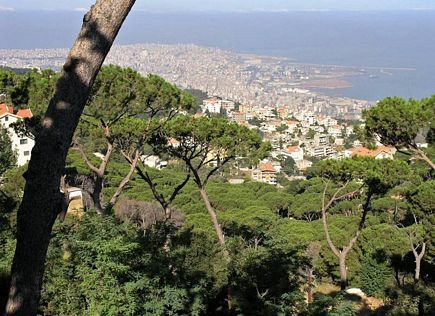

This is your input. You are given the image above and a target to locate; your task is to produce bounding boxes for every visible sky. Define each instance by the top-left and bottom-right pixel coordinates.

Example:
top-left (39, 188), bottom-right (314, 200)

top-left (1, 0), bottom-right (434, 12)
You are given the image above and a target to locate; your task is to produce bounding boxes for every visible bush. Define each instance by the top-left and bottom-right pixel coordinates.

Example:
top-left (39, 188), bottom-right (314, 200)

top-left (361, 251), bottom-right (393, 298)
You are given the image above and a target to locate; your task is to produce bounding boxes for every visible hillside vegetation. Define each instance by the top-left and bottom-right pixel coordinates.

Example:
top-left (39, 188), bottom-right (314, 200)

top-left (1, 66), bottom-right (434, 315)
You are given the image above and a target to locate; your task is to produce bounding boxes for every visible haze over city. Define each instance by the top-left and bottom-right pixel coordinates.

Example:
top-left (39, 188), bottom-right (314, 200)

top-left (1, 0), bottom-right (435, 12)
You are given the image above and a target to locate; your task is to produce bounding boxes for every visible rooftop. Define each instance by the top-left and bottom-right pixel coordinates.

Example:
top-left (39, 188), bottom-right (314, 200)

top-left (0, 104), bottom-right (33, 118)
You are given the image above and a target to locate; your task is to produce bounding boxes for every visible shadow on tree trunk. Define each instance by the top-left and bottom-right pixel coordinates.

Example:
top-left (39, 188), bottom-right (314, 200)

top-left (4, 1), bottom-right (137, 315)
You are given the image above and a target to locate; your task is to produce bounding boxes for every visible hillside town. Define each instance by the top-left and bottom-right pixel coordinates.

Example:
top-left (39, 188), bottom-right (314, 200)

top-left (1, 91), bottom-right (400, 188)
top-left (0, 44), bottom-right (381, 186)
top-left (0, 44), bottom-right (373, 120)
top-left (199, 96), bottom-right (403, 185)
top-left (0, 44), bottom-right (418, 187)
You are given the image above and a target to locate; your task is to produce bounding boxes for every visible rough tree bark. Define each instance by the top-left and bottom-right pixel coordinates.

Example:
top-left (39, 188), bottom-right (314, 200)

top-left (4, 1), bottom-right (136, 315)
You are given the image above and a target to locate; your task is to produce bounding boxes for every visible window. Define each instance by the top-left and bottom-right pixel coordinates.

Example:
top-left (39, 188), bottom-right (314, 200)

top-left (4, 116), bottom-right (8, 122)
top-left (20, 139), bottom-right (28, 145)
top-left (24, 151), bottom-right (30, 156)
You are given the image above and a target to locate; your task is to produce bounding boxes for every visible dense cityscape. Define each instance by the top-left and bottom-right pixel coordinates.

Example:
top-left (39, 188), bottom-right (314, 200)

top-left (0, 44), bottom-right (372, 119)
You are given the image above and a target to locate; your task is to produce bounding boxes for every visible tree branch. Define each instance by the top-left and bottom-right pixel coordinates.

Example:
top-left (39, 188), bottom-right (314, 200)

top-left (410, 146), bottom-right (435, 170)
top-left (204, 156), bottom-right (233, 186)
top-left (72, 142), bottom-right (100, 174)
top-left (168, 174), bottom-right (190, 204)
top-left (321, 181), bottom-right (340, 258)
top-left (108, 148), bottom-right (140, 207)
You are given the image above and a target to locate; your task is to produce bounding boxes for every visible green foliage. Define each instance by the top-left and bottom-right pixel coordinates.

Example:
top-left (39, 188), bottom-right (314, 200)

top-left (26, 69), bottom-right (59, 115)
top-left (329, 299), bottom-right (357, 316)
top-left (360, 252), bottom-right (393, 297)
top-left (385, 284), bottom-right (435, 316)
top-left (248, 117), bottom-right (264, 127)
top-left (231, 244), bottom-right (305, 315)
top-left (0, 125), bottom-right (16, 175)
top-left (220, 207), bottom-right (277, 244)
top-left (359, 224), bottom-right (409, 259)
top-left (276, 124), bottom-right (288, 133)
top-left (290, 192), bottom-right (322, 221)
top-left (363, 97), bottom-right (430, 149)
top-left (312, 157), bottom-right (411, 195)
top-left (306, 128), bottom-right (316, 139)
top-left (0, 67), bottom-right (58, 115)
top-left (41, 215), bottom-right (143, 315)
top-left (309, 293), bottom-right (358, 316)
top-left (0, 165), bottom-right (26, 214)
top-left (279, 155), bottom-right (296, 176)
top-left (40, 214), bottom-right (216, 315)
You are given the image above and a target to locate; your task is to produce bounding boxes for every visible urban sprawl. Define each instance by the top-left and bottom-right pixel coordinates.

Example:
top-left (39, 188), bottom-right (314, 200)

top-left (1, 43), bottom-right (411, 186)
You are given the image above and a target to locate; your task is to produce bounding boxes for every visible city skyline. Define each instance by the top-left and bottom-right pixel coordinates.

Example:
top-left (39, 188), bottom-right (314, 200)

top-left (1, 0), bottom-right (435, 12)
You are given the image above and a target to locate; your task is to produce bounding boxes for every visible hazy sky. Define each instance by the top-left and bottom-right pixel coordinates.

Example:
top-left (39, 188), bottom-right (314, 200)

top-left (1, 0), bottom-right (434, 12)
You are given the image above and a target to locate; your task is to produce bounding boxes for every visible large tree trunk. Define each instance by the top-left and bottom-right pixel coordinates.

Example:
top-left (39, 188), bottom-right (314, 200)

top-left (4, 1), bottom-right (136, 315)
top-left (411, 241), bottom-right (426, 283)
top-left (339, 255), bottom-right (348, 291)
top-left (92, 175), bottom-right (104, 215)
top-left (415, 256), bottom-right (422, 282)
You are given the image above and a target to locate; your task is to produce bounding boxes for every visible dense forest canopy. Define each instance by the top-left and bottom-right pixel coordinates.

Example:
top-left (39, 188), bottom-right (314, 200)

top-left (0, 65), bottom-right (434, 315)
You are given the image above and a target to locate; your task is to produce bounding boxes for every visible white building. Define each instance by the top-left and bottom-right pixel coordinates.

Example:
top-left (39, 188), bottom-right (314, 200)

top-left (0, 104), bottom-right (35, 166)
top-left (295, 159), bottom-right (313, 170)
top-left (308, 145), bottom-right (336, 158)
top-left (284, 146), bottom-right (304, 161)
top-left (314, 133), bottom-right (328, 146)
top-left (202, 97), bottom-right (222, 114)
top-left (221, 99), bottom-right (235, 111)
top-left (327, 125), bottom-right (344, 137)
top-left (251, 161), bottom-right (277, 185)
top-left (141, 155), bottom-right (168, 170)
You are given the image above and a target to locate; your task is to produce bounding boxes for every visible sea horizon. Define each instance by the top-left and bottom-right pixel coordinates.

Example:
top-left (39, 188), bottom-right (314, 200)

top-left (1, 10), bottom-right (434, 101)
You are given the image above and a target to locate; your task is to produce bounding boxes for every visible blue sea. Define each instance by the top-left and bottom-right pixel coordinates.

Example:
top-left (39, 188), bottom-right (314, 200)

top-left (1, 10), bottom-right (434, 101)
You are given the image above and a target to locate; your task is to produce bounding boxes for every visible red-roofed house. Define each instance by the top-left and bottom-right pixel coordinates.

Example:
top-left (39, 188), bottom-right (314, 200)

top-left (0, 103), bottom-right (14, 115)
top-left (252, 161), bottom-right (277, 185)
top-left (0, 105), bottom-right (35, 166)
top-left (284, 146), bottom-right (304, 161)
top-left (16, 108), bottom-right (33, 118)
top-left (345, 146), bottom-right (396, 159)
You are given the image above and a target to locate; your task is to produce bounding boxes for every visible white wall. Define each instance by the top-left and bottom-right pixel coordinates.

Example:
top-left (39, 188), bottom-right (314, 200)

top-left (0, 114), bottom-right (35, 166)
